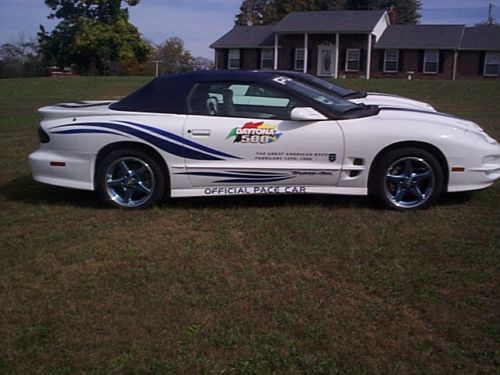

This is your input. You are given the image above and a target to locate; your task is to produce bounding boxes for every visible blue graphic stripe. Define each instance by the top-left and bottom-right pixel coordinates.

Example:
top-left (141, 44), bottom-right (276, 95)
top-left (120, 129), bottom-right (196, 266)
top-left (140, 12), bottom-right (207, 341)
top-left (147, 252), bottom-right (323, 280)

top-left (52, 123), bottom-right (223, 161)
top-left (214, 177), bottom-right (294, 183)
top-left (227, 170), bottom-right (285, 175)
top-left (117, 121), bottom-right (240, 159)
top-left (177, 171), bottom-right (290, 179)
top-left (51, 129), bottom-right (126, 136)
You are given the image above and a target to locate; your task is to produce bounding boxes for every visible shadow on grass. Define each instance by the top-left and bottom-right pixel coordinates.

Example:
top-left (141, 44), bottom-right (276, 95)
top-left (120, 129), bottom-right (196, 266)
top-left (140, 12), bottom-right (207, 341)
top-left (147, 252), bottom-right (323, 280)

top-left (1, 175), bottom-right (481, 212)
top-left (1, 175), bottom-right (370, 210)
top-left (0, 175), bottom-right (105, 209)
top-left (439, 191), bottom-right (475, 206)
top-left (163, 192), bottom-right (369, 210)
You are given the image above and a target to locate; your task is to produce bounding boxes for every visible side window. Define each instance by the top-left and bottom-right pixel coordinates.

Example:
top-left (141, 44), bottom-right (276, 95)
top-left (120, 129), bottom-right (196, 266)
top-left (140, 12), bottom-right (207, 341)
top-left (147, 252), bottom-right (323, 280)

top-left (261, 49), bottom-right (274, 70)
top-left (484, 52), bottom-right (500, 76)
top-left (294, 48), bottom-right (305, 71)
top-left (346, 49), bottom-right (360, 72)
top-left (423, 50), bottom-right (439, 74)
top-left (188, 82), bottom-right (304, 120)
top-left (384, 49), bottom-right (399, 73)
top-left (228, 49), bottom-right (240, 69)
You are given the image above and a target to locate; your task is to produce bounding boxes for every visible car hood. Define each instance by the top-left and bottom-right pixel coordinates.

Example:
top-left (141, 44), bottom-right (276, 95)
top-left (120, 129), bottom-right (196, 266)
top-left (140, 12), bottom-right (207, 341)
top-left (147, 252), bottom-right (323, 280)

top-left (377, 107), bottom-right (498, 144)
top-left (350, 92), bottom-right (436, 112)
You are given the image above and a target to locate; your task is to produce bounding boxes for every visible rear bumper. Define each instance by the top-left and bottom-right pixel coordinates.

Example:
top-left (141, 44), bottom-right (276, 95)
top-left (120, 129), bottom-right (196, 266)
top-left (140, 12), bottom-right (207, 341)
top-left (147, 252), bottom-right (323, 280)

top-left (29, 148), bottom-right (96, 190)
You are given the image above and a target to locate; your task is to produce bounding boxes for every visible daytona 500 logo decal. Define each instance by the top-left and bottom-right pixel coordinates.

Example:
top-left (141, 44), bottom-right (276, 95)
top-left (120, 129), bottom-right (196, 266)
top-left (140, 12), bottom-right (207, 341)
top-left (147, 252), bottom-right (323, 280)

top-left (226, 122), bottom-right (282, 144)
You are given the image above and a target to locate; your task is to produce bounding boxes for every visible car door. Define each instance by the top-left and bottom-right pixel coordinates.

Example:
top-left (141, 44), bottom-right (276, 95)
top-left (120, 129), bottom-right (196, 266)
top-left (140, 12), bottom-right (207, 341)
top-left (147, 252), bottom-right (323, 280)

top-left (182, 81), bottom-right (344, 189)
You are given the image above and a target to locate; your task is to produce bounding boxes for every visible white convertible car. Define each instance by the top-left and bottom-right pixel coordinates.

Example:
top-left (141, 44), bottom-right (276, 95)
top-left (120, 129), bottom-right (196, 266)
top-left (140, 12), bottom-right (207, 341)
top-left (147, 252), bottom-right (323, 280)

top-left (265, 70), bottom-right (437, 111)
top-left (29, 71), bottom-right (500, 210)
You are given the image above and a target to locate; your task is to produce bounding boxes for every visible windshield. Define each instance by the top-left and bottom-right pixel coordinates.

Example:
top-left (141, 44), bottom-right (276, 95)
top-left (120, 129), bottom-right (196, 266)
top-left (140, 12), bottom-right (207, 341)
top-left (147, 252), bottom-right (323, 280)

top-left (298, 74), bottom-right (357, 97)
top-left (274, 77), bottom-right (361, 115)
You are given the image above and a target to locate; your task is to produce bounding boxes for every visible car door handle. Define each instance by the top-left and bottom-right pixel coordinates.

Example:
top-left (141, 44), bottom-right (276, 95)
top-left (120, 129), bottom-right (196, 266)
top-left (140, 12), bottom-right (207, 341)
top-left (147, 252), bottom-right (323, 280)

top-left (189, 129), bottom-right (211, 137)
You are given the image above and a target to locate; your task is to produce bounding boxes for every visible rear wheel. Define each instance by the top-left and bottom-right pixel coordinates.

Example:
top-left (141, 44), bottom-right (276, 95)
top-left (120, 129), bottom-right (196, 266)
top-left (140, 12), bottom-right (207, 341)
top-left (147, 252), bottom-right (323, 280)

top-left (372, 148), bottom-right (443, 210)
top-left (96, 149), bottom-right (165, 209)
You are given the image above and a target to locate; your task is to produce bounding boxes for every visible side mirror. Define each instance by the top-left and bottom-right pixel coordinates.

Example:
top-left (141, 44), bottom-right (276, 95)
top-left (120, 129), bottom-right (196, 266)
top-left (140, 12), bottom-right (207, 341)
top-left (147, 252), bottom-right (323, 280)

top-left (290, 107), bottom-right (327, 121)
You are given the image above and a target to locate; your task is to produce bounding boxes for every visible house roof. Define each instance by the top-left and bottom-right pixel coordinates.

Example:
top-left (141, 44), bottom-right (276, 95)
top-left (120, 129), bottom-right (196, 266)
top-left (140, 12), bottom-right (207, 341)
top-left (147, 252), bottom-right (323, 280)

top-left (460, 26), bottom-right (500, 50)
top-left (210, 25), bottom-right (275, 49)
top-left (273, 10), bottom-right (386, 33)
top-left (375, 24), bottom-right (466, 50)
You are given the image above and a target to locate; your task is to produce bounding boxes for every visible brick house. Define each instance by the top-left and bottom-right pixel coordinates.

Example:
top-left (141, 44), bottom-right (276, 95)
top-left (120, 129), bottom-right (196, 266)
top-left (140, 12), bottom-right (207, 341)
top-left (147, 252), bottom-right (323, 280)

top-left (457, 26), bottom-right (500, 79)
top-left (210, 10), bottom-right (500, 80)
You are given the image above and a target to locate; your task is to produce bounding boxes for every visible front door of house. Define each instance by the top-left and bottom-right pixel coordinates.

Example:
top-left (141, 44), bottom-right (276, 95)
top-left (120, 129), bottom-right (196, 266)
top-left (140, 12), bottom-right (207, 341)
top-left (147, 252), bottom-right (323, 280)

top-left (317, 45), bottom-right (336, 77)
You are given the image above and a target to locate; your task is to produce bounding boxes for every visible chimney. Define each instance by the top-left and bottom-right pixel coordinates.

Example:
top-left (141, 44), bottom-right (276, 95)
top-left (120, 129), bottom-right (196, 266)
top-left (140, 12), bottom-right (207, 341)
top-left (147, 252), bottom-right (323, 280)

top-left (387, 7), bottom-right (396, 24)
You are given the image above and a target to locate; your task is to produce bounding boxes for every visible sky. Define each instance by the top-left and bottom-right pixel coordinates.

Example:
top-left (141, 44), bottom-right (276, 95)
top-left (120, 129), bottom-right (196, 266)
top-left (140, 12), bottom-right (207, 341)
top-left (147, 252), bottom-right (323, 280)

top-left (0, 0), bottom-right (498, 59)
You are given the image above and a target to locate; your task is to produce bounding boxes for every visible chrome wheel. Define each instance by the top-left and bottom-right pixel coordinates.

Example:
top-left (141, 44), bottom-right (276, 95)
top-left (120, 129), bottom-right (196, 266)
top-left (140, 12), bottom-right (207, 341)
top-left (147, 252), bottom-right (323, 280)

top-left (105, 157), bottom-right (155, 208)
top-left (383, 157), bottom-right (435, 209)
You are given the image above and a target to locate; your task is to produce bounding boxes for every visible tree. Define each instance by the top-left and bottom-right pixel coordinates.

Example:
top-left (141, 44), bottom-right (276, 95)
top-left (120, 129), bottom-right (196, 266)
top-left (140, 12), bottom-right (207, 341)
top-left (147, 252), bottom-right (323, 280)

top-left (236, 0), bottom-right (346, 25)
top-left (155, 37), bottom-right (193, 74)
top-left (0, 34), bottom-right (44, 78)
top-left (345, 0), bottom-right (422, 24)
top-left (235, 0), bottom-right (421, 25)
top-left (38, 0), bottom-right (152, 75)
top-left (235, 0), bottom-right (275, 25)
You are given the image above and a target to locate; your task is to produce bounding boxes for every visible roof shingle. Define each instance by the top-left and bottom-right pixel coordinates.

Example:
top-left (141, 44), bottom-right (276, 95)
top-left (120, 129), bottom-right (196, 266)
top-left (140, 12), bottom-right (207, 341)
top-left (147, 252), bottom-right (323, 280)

top-left (460, 26), bottom-right (500, 50)
top-left (375, 24), bottom-right (465, 50)
top-left (273, 10), bottom-right (386, 33)
top-left (210, 26), bottom-right (275, 49)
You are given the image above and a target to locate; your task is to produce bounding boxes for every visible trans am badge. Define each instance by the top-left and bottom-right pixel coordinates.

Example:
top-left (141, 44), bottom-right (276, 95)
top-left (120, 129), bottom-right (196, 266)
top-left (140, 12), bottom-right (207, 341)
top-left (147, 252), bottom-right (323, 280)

top-left (226, 121), bottom-right (282, 144)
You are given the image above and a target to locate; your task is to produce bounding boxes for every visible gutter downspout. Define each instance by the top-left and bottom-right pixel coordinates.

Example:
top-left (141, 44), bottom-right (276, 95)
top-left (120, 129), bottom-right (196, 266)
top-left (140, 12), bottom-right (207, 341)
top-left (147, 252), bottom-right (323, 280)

top-left (304, 33), bottom-right (309, 74)
top-left (274, 34), bottom-right (279, 70)
top-left (335, 33), bottom-right (339, 78)
top-left (366, 33), bottom-right (372, 79)
top-left (452, 50), bottom-right (458, 81)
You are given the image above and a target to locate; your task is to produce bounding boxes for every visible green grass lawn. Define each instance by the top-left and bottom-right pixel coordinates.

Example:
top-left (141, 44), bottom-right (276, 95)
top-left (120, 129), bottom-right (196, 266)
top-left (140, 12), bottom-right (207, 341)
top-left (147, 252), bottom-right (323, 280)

top-left (0, 76), bottom-right (499, 373)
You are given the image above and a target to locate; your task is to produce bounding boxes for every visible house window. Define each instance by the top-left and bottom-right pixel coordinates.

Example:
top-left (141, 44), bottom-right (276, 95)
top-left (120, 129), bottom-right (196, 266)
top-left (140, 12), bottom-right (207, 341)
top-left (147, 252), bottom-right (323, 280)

top-left (484, 52), bottom-right (500, 76)
top-left (294, 48), bottom-right (305, 71)
top-left (423, 50), bottom-right (439, 74)
top-left (384, 49), bottom-right (399, 73)
top-left (261, 49), bottom-right (274, 70)
top-left (346, 49), bottom-right (360, 72)
top-left (228, 49), bottom-right (240, 69)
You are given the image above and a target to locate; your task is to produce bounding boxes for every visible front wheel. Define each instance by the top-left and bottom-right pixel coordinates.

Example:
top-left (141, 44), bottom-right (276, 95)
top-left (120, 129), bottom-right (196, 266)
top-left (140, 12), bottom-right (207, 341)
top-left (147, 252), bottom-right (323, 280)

top-left (372, 148), bottom-right (444, 210)
top-left (96, 149), bottom-right (166, 209)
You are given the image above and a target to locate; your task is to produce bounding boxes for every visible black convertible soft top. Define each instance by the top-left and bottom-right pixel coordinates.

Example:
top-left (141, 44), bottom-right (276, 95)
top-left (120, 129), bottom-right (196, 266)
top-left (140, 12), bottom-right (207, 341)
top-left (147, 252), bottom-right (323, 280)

top-left (110, 70), bottom-right (281, 114)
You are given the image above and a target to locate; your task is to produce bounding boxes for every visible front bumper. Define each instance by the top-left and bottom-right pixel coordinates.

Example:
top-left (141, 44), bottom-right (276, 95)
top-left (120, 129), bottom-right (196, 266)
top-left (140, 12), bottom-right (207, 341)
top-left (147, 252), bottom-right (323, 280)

top-left (447, 141), bottom-right (500, 192)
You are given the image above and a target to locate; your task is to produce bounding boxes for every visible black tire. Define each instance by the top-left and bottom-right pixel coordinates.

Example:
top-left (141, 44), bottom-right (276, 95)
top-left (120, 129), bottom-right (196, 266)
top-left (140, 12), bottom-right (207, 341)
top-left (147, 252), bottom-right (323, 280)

top-left (96, 148), bottom-right (166, 209)
top-left (371, 148), bottom-right (444, 210)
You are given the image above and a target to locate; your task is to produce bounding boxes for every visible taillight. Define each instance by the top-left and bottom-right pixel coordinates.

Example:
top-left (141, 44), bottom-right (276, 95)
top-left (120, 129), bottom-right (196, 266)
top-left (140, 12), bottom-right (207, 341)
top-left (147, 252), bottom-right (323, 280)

top-left (37, 124), bottom-right (50, 143)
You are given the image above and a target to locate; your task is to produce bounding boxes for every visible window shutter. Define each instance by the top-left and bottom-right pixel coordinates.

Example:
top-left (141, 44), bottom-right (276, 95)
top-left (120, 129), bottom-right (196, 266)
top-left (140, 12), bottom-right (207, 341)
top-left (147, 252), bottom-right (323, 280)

top-left (418, 50), bottom-right (424, 72)
top-left (307, 50), bottom-right (312, 73)
top-left (257, 49), bottom-right (261, 69)
top-left (239, 50), bottom-right (244, 69)
top-left (479, 51), bottom-right (485, 75)
top-left (379, 50), bottom-right (385, 71)
top-left (398, 50), bottom-right (404, 72)
top-left (359, 49), bottom-right (365, 71)
top-left (340, 49), bottom-right (346, 71)
top-left (439, 51), bottom-right (444, 73)
top-left (223, 50), bottom-right (229, 69)
top-left (290, 48), bottom-right (295, 69)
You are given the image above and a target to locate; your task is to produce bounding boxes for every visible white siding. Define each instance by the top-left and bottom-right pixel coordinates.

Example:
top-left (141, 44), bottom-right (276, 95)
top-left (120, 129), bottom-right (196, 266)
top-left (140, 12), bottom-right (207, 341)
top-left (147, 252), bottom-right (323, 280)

top-left (372, 12), bottom-right (390, 41)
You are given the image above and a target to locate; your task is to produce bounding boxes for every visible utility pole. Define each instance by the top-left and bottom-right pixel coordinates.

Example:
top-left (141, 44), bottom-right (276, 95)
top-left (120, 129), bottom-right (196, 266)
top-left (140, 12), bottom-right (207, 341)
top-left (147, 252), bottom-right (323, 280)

top-left (152, 60), bottom-right (163, 77)
top-left (487, 2), bottom-right (496, 25)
